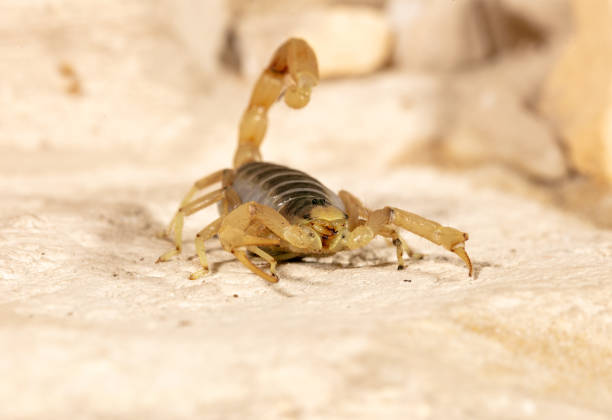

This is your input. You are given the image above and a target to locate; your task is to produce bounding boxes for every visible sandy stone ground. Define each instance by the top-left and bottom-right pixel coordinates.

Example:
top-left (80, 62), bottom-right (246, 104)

top-left (2, 76), bottom-right (612, 419)
top-left (1, 2), bottom-right (611, 418)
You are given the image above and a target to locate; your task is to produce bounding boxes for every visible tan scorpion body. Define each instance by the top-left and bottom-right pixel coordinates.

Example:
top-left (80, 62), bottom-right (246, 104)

top-left (157, 38), bottom-right (472, 283)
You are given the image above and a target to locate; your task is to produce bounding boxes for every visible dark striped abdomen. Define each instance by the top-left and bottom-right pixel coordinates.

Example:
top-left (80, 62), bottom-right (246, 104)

top-left (232, 162), bottom-right (345, 221)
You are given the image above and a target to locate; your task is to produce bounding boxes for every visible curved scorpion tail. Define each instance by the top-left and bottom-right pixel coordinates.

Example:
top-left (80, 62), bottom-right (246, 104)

top-left (233, 38), bottom-right (320, 169)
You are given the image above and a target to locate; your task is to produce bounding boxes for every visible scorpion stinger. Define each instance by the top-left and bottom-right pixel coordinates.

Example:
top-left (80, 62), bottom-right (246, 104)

top-left (233, 38), bottom-right (319, 169)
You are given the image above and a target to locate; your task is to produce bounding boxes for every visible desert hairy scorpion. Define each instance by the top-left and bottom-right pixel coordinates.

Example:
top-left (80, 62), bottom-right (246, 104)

top-left (157, 38), bottom-right (472, 283)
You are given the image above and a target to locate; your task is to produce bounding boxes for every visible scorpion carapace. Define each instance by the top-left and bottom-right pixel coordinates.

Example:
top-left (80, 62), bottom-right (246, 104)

top-left (157, 38), bottom-right (473, 283)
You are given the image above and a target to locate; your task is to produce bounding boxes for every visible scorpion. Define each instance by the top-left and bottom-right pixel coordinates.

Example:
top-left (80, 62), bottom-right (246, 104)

top-left (157, 38), bottom-right (472, 283)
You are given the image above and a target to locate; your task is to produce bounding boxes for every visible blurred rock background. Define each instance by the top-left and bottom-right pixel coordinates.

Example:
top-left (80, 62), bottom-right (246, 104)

top-left (2, 0), bottom-right (611, 226)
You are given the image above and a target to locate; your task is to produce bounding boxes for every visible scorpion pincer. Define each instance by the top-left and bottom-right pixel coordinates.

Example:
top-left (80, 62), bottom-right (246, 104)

top-left (157, 38), bottom-right (473, 283)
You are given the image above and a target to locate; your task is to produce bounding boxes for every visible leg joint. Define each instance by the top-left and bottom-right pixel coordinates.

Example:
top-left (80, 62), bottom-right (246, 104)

top-left (387, 207), bottom-right (395, 224)
top-left (246, 201), bottom-right (258, 216)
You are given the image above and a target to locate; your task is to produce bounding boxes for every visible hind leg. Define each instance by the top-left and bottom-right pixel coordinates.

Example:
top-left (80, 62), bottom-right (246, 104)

top-left (185, 169), bottom-right (235, 205)
top-left (157, 188), bottom-right (226, 263)
top-left (189, 187), bottom-right (243, 280)
top-left (162, 169), bottom-right (233, 237)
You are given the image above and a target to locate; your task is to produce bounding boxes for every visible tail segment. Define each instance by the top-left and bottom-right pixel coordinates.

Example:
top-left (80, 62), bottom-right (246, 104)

top-left (233, 38), bottom-right (319, 168)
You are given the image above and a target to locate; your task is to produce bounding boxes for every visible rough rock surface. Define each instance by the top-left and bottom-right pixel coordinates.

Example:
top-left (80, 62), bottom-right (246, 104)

top-left (1, 72), bottom-right (610, 418)
top-left (541, 0), bottom-right (612, 184)
top-left (2, 154), bottom-right (612, 419)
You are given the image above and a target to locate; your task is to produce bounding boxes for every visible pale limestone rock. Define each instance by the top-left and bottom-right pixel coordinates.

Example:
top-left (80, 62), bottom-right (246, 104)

top-left (236, 6), bottom-right (392, 78)
top-left (448, 92), bottom-right (565, 180)
top-left (161, 0), bottom-right (228, 74)
top-left (1, 161), bottom-right (611, 419)
top-left (499, 0), bottom-right (570, 36)
top-left (398, 77), bottom-right (567, 181)
top-left (540, 0), bottom-right (612, 184)
top-left (227, 0), bottom-right (328, 16)
top-left (387, 0), bottom-right (546, 71)
top-left (0, 0), bottom-right (218, 153)
top-left (227, 0), bottom-right (386, 17)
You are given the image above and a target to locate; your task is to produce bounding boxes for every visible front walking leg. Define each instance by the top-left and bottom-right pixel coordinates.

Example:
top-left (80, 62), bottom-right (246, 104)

top-left (339, 190), bottom-right (421, 270)
top-left (378, 227), bottom-right (424, 270)
top-left (390, 207), bottom-right (472, 275)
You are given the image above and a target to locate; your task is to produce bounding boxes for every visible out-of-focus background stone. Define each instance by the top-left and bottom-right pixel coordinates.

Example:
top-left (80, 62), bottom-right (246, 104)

top-left (237, 6), bottom-right (392, 78)
top-left (2, 0), bottom-right (612, 419)
top-left (540, 0), bottom-right (612, 184)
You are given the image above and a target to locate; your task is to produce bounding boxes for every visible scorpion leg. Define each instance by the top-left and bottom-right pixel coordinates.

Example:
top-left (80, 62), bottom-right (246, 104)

top-left (161, 169), bottom-right (230, 239)
top-left (218, 201), bottom-right (322, 282)
top-left (247, 246), bottom-right (278, 275)
top-left (339, 190), bottom-right (420, 269)
top-left (156, 188), bottom-right (226, 263)
top-left (378, 227), bottom-right (423, 270)
top-left (189, 186), bottom-right (243, 280)
top-left (233, 249), bottom-right (279, 283)
top-left (222, 233), bottom-right (283, 283)
top-left (389, 207), bottom-right (472, 276)
top-left (169, 170), bottom-right (226, 224)
top-left (189, 217), bottom-right (224, 280)
top-left (180, 169), bottom-right (226, 206)
top-left (244, 248), bottom-right (302, 276)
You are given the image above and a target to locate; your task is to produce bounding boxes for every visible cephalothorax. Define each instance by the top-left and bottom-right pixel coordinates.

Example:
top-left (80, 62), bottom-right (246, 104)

top-left (157, 38), bottom-right (472, 282)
